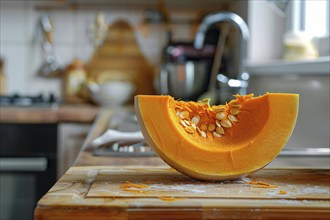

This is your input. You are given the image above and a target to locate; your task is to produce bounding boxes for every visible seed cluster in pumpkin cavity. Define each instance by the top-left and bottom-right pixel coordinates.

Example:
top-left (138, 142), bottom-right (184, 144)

top-left (174, 94), bottom-right (254, 139)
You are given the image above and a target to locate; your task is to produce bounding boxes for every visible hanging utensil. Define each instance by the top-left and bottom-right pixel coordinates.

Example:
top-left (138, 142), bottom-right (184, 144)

top-left (88, 12), bottom-right (108, 47)
top-left (37, 13), bottom-right (62, 77)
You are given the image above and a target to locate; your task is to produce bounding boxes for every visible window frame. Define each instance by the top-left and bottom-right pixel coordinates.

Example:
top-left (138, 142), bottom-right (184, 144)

top-left (287, 0), bottom-right (330, 57)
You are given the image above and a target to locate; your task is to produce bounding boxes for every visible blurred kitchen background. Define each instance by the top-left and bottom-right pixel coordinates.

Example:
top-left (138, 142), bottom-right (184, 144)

top-left (0, 1), bottom-right (329, 219)
top-left (1, 0), bottom-right (329, 146)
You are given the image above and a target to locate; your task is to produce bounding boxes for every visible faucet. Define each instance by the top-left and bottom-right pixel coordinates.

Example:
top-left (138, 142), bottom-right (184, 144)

top-left (194, 12), bottom-right (250, 101)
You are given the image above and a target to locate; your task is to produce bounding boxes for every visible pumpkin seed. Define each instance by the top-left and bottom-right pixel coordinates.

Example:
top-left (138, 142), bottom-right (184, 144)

top-left (191, 115), bottom-right (200, 125)
top-left (213, 131), bottom-right (222, 138)
top-left (216, 112), bottom-right (226, 120)
top-left (230, 108), bottom-right (240, 115)
top-left (181, 120), bottom-right (189, 127)
top-left (221, 119), bottom-right (232, 128)
top-left (200, 124), bottom-right (207, 131)
top-left (216, 126), bottom-right (225, 134)
top-left (185, 126), bottom-right (195, 134)
top-left (215, 120), bottom-right (222, 127)
top-left (208, 124), bottom-right (216, 132)
top-left (179, 111), bottom-right (189, 118)
top-left (197, 127), bottom-right (207, 138)
top-left (228, 114), bottom-right (238, 122)
top-left (183, 119), bottom-right (191, 126)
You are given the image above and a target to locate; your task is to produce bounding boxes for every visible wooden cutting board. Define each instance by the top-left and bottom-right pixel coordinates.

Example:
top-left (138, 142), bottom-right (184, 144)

top-left (87, 167), bottom-right (329, 200)
top-left (35, 166), bottom-right (330, 220)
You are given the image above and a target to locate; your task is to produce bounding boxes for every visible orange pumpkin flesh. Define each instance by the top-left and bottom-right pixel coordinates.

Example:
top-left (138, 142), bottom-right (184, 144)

top-left (135, 93), bottom-right (299, 180)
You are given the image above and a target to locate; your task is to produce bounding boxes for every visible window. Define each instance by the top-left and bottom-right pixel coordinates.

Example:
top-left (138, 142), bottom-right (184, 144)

top-left (288, 0), bottom-right (330, 57)
top-left (304, 0), bottom-right (329, 38)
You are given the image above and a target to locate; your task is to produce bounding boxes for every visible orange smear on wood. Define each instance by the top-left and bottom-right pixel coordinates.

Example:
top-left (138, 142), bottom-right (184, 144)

top-left (157, 196), bottom-right (184, 202)
top-left (279, 190), bottom-right (287, 195)
top-left (120, 181), bottom-right (149, 194)
top-left (247, 179), bottom-right (279, 188)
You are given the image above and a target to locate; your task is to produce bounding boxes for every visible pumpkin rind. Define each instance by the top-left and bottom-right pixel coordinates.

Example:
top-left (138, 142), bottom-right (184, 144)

top-left (134, 93), bottom-right (299, 180)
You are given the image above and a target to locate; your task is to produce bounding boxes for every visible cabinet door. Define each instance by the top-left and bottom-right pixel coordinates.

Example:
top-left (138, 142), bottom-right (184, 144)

top-left (58, 123), bottom-right (90, 177)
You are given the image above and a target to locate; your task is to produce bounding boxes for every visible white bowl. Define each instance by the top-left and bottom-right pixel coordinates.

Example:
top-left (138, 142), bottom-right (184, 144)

top-left (89, 81), bottom-right (135, 106)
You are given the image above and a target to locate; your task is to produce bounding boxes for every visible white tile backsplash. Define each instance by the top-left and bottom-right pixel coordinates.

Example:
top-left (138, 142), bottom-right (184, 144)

top-left (51, 11), bottom-right (75, 44)
top-left (0, 7), bottom-right (26, 43)
top-left (52, 44), bottom-right (74, 67)
top-left (0, 44), bottom-right (27, 94)
top-left (0, 4), bottom-right (165, 96)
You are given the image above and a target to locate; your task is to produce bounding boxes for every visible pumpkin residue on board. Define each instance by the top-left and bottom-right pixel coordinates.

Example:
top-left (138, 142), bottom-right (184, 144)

top-left (157, 196), bottom-right (184, 202)
top-left (278, 190), bottom-right (287, 195)
top-left (120, 181), bottom-right (149, 194)
top-left (246, 178), bottom-right (279, 188)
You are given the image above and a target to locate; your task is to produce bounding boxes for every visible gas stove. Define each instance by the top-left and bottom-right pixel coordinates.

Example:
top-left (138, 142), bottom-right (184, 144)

top-left (0, 94), bottom-right (59, 107)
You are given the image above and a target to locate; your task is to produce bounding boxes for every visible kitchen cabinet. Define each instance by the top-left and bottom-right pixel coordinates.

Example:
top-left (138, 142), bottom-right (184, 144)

top-left (57, 123), bottom-right (91, 177)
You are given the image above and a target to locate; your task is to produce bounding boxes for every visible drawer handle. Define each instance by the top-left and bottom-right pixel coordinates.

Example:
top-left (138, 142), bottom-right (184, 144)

top-left (0, 157), bottom-right (48, 172)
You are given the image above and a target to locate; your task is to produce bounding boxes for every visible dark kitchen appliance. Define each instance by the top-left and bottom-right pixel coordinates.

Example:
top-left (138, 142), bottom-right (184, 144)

top-left (155, 28), bottom-right (223, 101)
top-left (0, 94), bottom-right (59, 220)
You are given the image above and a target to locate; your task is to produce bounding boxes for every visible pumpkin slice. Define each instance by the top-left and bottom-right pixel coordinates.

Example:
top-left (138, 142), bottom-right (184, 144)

top-left (135, 93), bottom-right (299, 180)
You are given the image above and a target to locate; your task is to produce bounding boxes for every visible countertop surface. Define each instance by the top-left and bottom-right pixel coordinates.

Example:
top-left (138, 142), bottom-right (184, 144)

top-left (0, 104), bottom-right (99, 123)
top-left (34, 109), bottom-right (330, 220)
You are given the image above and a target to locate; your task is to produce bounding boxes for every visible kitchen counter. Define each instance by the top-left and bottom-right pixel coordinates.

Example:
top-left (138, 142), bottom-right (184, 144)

top-left (34, 109), bottom-right (330, 220)
top-left (0, 104), bottom-right (99, 123)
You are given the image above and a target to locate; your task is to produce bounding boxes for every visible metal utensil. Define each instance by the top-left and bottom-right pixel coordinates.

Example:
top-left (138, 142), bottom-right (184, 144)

top-left (37, 13), bottom-right (62, 77)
